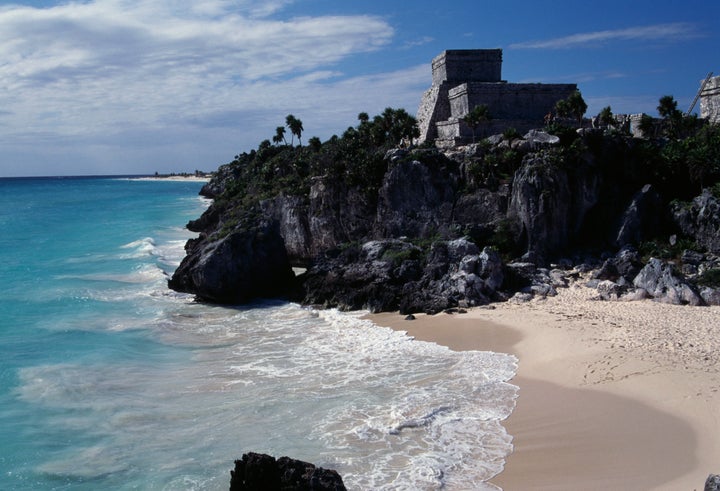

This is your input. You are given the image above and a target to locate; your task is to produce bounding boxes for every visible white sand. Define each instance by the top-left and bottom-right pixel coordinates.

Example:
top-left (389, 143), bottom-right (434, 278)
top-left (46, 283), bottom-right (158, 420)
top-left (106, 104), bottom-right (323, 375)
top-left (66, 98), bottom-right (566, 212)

top-left (370, 278), bottom-right (720, 490)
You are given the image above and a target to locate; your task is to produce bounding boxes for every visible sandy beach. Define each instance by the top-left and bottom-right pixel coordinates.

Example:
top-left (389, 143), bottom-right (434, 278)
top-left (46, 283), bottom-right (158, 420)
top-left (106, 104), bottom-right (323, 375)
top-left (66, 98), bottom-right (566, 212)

top-left (370, 279), bottom-right (720, 490)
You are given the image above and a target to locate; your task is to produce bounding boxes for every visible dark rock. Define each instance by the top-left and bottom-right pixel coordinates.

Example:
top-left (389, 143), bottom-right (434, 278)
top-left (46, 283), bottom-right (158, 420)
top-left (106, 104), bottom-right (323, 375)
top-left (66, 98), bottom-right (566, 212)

top-left (596, 280), bottom-right (625, 300)
top-left (700, 287), bottom-right (720, 306)
top-left (303, 239), bottom-right (504, 314)
top-left (374, 154), bottom-right (461, 239)
top-left (614, 184), bottom-right (662, 247)
top-left (404, 314), bottom-right (416, 321)
top-left (593, 246), bottom-right (643, 283)
top-left (230, 452), bottom-right (346, 491)
top-left (672, 190), bottom-right (720, 254)
top-left (505, 262), bottom-right (560, 299)
top-left (508, 152), bottom-right (601, 260)
top-left (300, 239), bottom-right (423, 313)
top-left (705, 474), bottom-right (720, 491)
top-left (681, 249), bottom-right (705, 266)
top-left (632, 258), bottom-right (704, 305)
top-left (168, 221), bottom-right (296, 304)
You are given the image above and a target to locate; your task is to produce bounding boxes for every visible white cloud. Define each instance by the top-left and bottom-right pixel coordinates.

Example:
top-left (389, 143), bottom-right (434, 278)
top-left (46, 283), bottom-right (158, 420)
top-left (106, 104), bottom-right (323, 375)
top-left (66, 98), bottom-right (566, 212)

top-left (0, 1), bottom-right (448, 176)
top-left (0, 0), bottom-right (409, 175)
top-left (509, 22), bottom-right (702, 49)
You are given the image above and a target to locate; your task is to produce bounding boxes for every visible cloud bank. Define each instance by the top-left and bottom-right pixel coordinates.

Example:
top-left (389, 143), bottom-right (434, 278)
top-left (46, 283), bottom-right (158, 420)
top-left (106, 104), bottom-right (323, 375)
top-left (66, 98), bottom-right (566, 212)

top-left (0, 0), bottom-right (427, 175)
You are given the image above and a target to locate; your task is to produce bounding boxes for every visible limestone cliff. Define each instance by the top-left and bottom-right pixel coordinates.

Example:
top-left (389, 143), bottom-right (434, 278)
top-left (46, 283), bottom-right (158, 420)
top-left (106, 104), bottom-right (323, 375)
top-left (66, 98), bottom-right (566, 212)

top-left (168, 125), bottom-right (720, 310)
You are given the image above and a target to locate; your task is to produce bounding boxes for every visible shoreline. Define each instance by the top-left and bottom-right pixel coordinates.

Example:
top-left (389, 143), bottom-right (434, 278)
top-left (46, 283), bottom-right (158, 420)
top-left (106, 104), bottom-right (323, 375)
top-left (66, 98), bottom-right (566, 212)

top-left (130, 175), bottom-right (211, 182)
top-left (369, 281), bottom-right (720, 490)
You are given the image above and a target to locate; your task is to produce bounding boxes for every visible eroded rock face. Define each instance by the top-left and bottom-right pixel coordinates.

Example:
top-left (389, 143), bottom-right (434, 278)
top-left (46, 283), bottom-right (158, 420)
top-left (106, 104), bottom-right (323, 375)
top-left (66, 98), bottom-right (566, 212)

top-left (508, 153), bottom-right (601, 261)
top-left (615, 184), bottom-right (662, 247)
top-left (168, 221), bottom-right (296, 304)
top-left (170, 131), bottom-right (719, 311)
top-left (374, 153), bottom-right (461, 239)
top-left (672, 190), bottom-right (720, 254)
top-left (229, 452), bottom-right (346, 491)
top-left (300, 238), bottom-right (505, 315)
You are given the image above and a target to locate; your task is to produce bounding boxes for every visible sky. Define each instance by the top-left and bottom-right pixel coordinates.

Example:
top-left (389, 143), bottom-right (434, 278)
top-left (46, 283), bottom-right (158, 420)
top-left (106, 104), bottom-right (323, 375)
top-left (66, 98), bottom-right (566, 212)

top-left (1, 0), bottom-right (718, 177)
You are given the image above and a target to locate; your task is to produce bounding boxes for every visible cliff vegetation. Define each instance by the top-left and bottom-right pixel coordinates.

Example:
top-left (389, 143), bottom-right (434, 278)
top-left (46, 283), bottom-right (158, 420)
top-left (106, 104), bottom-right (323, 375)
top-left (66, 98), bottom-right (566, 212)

top-left (169, 98), bottom-right (720, 312)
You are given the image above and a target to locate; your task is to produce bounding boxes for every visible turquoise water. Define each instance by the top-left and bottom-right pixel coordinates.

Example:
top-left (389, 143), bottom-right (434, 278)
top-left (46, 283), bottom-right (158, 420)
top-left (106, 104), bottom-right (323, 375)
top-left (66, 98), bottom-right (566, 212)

top-left (0, 177), bottom-right (517, 490)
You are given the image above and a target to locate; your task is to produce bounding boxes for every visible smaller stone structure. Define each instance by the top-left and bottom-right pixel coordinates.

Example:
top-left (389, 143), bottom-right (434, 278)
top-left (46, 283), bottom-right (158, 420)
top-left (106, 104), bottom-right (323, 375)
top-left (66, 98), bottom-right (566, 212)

top-left (700, 75), bottom-right (720, 123)
top-left (417, 49), bottom-right (578, 146)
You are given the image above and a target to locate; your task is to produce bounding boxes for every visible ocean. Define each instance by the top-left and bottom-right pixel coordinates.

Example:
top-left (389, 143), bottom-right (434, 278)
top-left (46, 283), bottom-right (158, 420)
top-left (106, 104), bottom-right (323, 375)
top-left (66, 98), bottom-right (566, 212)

top-left (0, 176), bottom-right (518, 490)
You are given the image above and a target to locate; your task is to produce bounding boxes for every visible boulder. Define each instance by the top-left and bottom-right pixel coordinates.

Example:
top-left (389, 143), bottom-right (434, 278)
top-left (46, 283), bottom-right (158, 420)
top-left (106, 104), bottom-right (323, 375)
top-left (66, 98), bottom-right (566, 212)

top-left (700, 287), bottom-right (720, 306)
top-left (300, 239), bottom-right (423, 313)
top-left (632, 258), bottom-right (704, 306)
top-left (168, 220), bottom-right (296, 304)
top-left (521, 129), bottom-right (561, 150)
top-left (597, 280), bottom-right (625, 300)
top-left (593, 246), bottom-right (643, 283)
top-left (706, 474), bottom-right (720, 491)
top-left (230, 452), bottom-right (346, 491)
top-left (672, 190), bottom-right (720, 254)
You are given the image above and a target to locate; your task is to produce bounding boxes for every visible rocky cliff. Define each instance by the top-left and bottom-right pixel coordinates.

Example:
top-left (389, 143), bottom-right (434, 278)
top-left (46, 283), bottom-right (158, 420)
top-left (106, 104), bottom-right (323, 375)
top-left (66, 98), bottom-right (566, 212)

top-left (169, 121), bottom-right (720, 311)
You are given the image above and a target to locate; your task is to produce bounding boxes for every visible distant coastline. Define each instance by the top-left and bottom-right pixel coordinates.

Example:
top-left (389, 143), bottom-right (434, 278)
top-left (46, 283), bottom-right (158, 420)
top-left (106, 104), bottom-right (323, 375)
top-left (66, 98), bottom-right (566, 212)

top-left (130, 175), bottom-right (211, 182)
top-left (0, 174), bottom-right (212, 182)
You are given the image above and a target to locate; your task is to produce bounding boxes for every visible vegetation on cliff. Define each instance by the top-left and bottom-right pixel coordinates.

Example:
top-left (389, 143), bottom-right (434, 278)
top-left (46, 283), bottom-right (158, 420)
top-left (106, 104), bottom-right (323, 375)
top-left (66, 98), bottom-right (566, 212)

top-left (172, 96), bottom-right (720, 310)
top-left (214, 108), bottom-right (419, 208)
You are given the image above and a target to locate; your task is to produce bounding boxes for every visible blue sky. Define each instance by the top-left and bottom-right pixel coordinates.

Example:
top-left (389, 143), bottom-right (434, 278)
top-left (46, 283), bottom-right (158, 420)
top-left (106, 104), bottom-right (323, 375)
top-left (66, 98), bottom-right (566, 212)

top-left (1, 0), bottom-right (718, 177)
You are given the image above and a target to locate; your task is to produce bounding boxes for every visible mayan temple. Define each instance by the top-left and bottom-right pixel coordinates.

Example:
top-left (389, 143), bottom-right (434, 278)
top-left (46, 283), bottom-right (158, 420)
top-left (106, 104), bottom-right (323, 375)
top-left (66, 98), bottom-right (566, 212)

top-left (416, 49), bottom-right (577, 146)
top-left (700, 74), bottom-right (720, 124)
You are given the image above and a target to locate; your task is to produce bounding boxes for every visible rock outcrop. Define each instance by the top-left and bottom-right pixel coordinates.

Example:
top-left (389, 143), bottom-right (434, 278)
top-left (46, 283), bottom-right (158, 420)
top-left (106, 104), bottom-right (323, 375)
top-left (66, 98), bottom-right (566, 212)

top-left (632, 258), bottom-right (704, 305)
top-left (706, 473), bottom-right (720, 491)
top-left (508, 152), bottom-right (600, 261)
top-left (168, 220), bottom-right (296, 304)
top-left (169, 128), bottom-right (720, 311)
top-left (229, 452), bottom-right (346, 491)
top-left (672, 190), bottom-right (720, 254)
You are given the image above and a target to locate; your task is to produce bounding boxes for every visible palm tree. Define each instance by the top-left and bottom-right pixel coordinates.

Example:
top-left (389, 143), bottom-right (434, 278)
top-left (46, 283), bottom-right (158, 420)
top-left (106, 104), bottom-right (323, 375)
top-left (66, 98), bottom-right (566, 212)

top-left (308, 136), bottom-right (322, 152)
top-left (597, 106), bottom-right (614, 127)
top-left (462, 104), bottom-right (491, 142)
top-left (273, 126), bottom-right (287, 146)
top-left (286, 114), bottom-right (304, 146)
top-left (657, 95), bottom-right (683, 137)
top-left (555, 91), bottom-right (587, 127)
top-left (567, 91), bottom-right (587, 127)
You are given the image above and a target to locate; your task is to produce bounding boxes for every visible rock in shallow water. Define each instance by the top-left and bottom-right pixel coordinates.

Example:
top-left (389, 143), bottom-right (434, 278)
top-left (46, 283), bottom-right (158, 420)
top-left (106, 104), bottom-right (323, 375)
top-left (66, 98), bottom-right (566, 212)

top-left (229, 452), bottom-right (346, 491)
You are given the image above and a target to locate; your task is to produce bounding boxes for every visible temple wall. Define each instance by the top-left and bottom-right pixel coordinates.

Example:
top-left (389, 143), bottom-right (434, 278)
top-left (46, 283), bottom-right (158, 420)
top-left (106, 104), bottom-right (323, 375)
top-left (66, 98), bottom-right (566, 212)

top-left (700, 76), bottom-right (720, 123)
top-left (416, 48), bottom-right (581, 145)
top-left (431, 49), bottom-right (502, 85)
top-left (416, 83), bottom-right (452, 143)
top-left (449, 82), bottom-right (577, 121)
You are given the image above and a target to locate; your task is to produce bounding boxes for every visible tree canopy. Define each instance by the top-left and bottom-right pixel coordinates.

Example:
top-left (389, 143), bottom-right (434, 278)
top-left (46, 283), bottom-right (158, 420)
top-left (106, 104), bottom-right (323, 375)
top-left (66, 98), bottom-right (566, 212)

top-left (285, 114), bottom-right (304, 146)
top-left (462, 104), bottom-right (492, 142)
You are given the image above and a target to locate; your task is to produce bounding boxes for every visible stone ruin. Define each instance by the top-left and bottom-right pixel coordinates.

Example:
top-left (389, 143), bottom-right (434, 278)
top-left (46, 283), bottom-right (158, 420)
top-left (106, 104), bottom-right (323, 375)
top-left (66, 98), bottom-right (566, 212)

top-left (416, 49), bottom-right (578, 146)
top-left (700, 75), bottom-right (720, 124)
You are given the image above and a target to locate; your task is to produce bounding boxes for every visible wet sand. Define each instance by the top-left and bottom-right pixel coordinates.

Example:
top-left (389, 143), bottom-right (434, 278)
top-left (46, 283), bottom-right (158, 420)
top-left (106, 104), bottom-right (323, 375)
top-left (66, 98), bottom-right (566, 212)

top-left (369, 281), bottom-right (720, 490)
